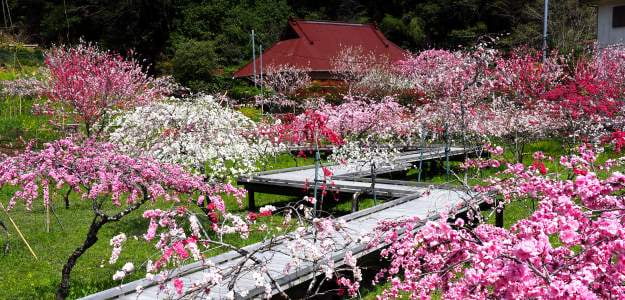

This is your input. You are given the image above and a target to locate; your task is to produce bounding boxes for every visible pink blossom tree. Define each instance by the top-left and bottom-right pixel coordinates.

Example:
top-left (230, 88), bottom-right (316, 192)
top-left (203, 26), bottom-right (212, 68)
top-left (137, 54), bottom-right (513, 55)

top-left (369, 145), bottom-right (625, 299)
top-left (331, 46), bottom-right (376, 94)
top-left (331, 46), bottom-right (409, 96)
top-left (324, 96), bottom-right (415, 201)
top-left (399, 46), bottom-right (495, 175)
top-left (270, 109), bottom-right (344, 209)
top-left (0, 138), bottom-right (242, 299)
top-left (42, 43), bottom-right (172, 137)
top-left (545, 48), bottom-right (625, 148)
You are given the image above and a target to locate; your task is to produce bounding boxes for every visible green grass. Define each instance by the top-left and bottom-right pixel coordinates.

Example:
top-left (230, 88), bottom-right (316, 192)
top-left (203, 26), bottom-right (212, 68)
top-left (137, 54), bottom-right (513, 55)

top-left (0, 52), bottom-right (59, 152)
top-left (0, 95), bottom-right (60, 151)
top-left (0, 46), bottom-right (44, 69)
top-left (238, 106), bottom-right (262, 122)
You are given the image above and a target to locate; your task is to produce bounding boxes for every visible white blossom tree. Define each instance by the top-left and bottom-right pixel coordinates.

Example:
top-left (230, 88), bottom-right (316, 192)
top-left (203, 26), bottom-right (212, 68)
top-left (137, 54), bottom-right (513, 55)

top-left (106, 94), bottom-right (283, 181)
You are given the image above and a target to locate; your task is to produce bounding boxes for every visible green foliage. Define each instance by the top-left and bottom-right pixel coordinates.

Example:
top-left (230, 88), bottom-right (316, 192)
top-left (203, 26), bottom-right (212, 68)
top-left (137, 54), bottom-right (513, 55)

top-left (228, 84), bottom-right (261, 100)
top-left (5, 0), bottom-right (598, 90)
top-left (171, 39), bottom-right (219, 92)
top-left (11, 0), bottom-right (174, 64)
top-left (170, 0), bottom-right (292, 67)
top-left (0, 46), bottom-right (43, 69)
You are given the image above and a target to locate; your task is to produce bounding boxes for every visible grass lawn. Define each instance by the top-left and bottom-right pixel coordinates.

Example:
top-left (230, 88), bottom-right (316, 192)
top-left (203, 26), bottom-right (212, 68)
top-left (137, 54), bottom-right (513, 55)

top-left (0, 96), bottom-right (60, 151)
top-left (0, 48), bottom-right (58, 152)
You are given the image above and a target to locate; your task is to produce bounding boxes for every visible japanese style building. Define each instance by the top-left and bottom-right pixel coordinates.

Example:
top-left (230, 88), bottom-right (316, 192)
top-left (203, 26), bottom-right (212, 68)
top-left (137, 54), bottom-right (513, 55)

top-left (233, 19), bottom-right (408, 81)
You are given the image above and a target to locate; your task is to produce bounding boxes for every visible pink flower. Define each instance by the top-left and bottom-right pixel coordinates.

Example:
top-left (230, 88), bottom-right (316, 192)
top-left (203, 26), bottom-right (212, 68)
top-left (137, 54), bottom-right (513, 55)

top-left (560, 230), bottom-right (579, 245)
top-left (533, 151), bottom-right (545, 160)
top-left (172, 278), bottom-right (184, 295)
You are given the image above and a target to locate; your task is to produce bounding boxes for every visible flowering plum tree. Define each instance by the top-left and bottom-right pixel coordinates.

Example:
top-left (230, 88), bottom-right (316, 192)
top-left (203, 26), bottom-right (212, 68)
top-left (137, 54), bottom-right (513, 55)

top-left (42, 43), bottom-right (172, 137)
top-left (269, 109), bottom-right (343, 208)
top-left (325, 96), bottom-right (415, 200)
top-left (545, 49), bottom-right (625, 147)
top-left (331, 46), bottom-right (409, 96)
top-left (370, 145), bottom-right (625, 299)
top-left (257, 64), bottom-right (311, 111)
top-left (331, 46), bottom-right (376, 94)
top-left (399, 47), bottom-right (495, 175)
top-left (106, 94), bottom-right (283, 181)
top-left (485, 49), bottom-right (563, 161)
top-left (0, 138), bottom-right (242, 299)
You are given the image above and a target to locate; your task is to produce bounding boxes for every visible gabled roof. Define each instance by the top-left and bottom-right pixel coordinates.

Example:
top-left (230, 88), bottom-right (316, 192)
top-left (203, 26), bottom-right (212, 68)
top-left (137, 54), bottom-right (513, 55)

top-left (233, 19), bottom-right (409, 78)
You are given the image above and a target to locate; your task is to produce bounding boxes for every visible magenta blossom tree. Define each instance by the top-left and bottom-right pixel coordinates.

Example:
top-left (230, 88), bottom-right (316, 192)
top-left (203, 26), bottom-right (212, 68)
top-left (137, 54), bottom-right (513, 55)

top-left (471, 49), bottom-right (564, 162)
top-left (42, 43), bottom-right (172, 137)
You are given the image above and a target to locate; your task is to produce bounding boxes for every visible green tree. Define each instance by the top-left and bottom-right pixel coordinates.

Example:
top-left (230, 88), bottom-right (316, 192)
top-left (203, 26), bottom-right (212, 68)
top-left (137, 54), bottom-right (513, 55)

top-left (171, 39), bottom-right (218, 92)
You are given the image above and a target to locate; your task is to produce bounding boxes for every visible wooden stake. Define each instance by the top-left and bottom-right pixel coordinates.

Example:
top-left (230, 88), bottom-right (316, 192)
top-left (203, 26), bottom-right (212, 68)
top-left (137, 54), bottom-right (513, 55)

top-left (0, 202), bottom-right (38, 259)
top-left (46, 203), bottom-right (50, 233)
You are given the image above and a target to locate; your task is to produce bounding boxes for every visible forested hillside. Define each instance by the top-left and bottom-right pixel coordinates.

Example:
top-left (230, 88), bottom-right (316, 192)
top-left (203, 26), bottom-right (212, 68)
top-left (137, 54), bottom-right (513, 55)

top-left (4, 0), bottom-right (596, 91)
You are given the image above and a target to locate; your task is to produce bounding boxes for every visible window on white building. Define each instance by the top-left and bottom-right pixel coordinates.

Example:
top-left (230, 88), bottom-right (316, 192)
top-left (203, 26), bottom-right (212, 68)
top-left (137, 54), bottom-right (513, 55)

top-left (613, 5), bottom-right (625, 27)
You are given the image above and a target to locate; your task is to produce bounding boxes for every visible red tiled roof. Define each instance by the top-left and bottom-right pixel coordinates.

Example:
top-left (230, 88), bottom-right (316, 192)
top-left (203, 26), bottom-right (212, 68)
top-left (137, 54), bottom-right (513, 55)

top-left (233, 19), bottom-right (409, 78)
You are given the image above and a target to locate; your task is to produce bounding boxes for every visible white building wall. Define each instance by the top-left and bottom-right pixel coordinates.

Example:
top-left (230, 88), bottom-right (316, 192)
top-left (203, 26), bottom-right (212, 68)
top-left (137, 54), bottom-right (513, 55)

top-left (598, 0), bottom-right (625, 47)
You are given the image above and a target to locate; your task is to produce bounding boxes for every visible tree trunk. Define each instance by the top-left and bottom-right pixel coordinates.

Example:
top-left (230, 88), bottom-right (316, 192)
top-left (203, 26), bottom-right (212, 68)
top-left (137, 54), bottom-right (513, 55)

top-left (0, 218), bottom-right (8, 254)
top-left (56, 215), bottom-right (107, 299)
top-left (64, 188), bottom-right (71, 209)
top-left (444, 128), bottom-right (450, 179)
top-left (85, 123), bottom-right (91, 138)
top-left (515, 142), bottom-right (525, 163)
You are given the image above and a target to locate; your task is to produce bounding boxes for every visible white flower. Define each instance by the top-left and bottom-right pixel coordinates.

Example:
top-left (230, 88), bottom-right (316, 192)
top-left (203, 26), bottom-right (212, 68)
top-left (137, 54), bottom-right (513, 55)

top-left (253, 272), bottom-right (266, 287)
top-left (112, 270), bottom-right (126, 281)
top-left (259, 205), bottom-right (276, 214)
top-left (226, 291), bottom-right (235, 300)
top-left (122, 262), bottom-right (135, 273)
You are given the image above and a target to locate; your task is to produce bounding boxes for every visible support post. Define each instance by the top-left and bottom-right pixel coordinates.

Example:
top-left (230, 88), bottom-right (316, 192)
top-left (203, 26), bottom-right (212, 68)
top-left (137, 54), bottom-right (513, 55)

top-left (247, 187), bottom-right (256, 211)
top-left (418, 134), bottom-right (424, 182)
top-left (371, 162), bottom-right (377, 204)
top-left (445, 144), bottom-right (450, 178)
top-left (312, 133), bottom-right (321, 213)
top-left (351, 192), bottom-right (360, 213)
top-left (495, 199), bottom-right (504, 228)
top-left (542, 0), bottom-right (549, 62)
top-left (251, 30), bottom-right (257, 88)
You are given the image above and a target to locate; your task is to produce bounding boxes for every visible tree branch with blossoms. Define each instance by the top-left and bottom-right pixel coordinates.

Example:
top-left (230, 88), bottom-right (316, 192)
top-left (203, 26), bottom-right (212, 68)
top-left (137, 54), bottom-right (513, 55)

top-left (105, 94), bottom-right (284, 183)
top-left (126, 198), bottom-right (364, 299)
